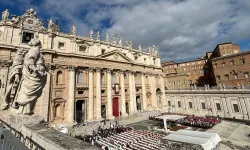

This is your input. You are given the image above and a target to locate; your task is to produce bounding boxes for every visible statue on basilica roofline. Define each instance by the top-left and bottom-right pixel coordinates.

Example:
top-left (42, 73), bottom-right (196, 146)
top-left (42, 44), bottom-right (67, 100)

top-left (106, 33), bottom-right (109, 42)
top-left (138, 44), bottom-right (142, 51)
top-left (2, 9), bottom-right (9, 23)
top-left (113, 33), bottom-right (117, 44)
top-left (125, 41), bottom-right (129, 47)
top-left (129, 41), bottom-right (132, 49)
top-left (48, 18), bottom-right (54, 30)
top-left (0, 36), bottom-right (47, 115)
top-left (89, 29), bottom-right (94, 38)
top-left (118, 37), bottom-right (122, 46)
top-left (72, 25), bottom-right (76, 35)
top-left (96, 31), bottom-right (100, 40)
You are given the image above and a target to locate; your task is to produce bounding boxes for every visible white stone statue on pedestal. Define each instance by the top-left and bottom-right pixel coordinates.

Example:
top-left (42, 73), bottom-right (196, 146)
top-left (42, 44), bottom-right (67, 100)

top-left (72, 25), bottom-right (76, 35)
top-left (241, 82), bottom-right (245, 89)
top-left (96, 31), bottom-right (100, 40)
top-left (118, 37), bottom-right (122, 46)
top-left (48, 18), bottom-right (54, 30)
top-left (106, 33), bottom-right (109, 42)
top-left (89, 29), bottom-right (93, 38)
top-left (125, 41), bottom-right (129, 47)
top-left (0, 36), bottom-right (47, 115)
top-left (223, 84), bottom-right (226, 90)
top-left (129, 41), bottom-right (132, 49)
top-left (138, 44), bottom-right (142, 51)
top-left (2, 9), bottom-right (9, 23)
top-left (113, 33), bottom-right (117, 44)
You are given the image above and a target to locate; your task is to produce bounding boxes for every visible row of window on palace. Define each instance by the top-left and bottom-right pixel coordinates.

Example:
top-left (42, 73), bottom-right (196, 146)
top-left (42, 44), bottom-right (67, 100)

top-left (213, 58), bottom-right (246, 68)
top-left (167, 101), bottom-right (240, 112)
top-left (166, 61), bottom-right (207, 69)
top-left (54, 71), bottom-right (159, 85)
top-left (166, 65), bottom-right (208, 71)
top-left (166, 80), bottom-right (188, 85)
top-left (216, 72), bottom-right (249, 81)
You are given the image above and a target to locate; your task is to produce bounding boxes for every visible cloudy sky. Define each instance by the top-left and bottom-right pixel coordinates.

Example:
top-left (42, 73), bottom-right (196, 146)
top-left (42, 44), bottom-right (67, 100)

top-left (1, 0), bottom-right (250, 62)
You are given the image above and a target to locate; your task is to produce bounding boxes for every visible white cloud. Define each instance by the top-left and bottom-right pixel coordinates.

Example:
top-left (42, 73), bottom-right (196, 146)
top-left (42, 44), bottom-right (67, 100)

top-left (13, 0), bottom-right (250, 61)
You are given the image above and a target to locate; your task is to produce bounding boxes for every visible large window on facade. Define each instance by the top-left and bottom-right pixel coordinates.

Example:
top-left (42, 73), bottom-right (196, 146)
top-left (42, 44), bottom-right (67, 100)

top-left (234, 74), bottom-right (238, 80)
top-left (241, 59), bottom-right (245, 64)
top-left (58, 42), bottom-right (65, 49)
top-left (168, 101), bottom-right (171, 106)
top-left (217, 75), bottom-right (221, 81)
top-left (216, 103), bottom-right (221, 111)
top-left (225, 74), bottom-right (229, 80)
top-left (22, 32), bottom-right (34, 43)
top-left (233, 104), bottom-right (239, 112)
top-left (201, 102), bottom-right (206, 109)
top-left (245, 72), bottom-right (249, 78)
top-left (77, 72), bottom-right (84, 84)
top-left (178, 101), bottom-right (181, 107)
top-left (112, 74), bottom-right (116, 84)
top-left (56, 71), bottom-right (63, 84)
top-left (189, 102), bottom-right (193, 108)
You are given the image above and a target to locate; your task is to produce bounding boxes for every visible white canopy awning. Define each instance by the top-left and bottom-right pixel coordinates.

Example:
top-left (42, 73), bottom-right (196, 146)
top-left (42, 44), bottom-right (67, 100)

top-left (155, 115), bottom-right (186, 121)
top-left (162, 130), bottom-right (221, 150)
top-left (175, 130), bottom-right (221, 146)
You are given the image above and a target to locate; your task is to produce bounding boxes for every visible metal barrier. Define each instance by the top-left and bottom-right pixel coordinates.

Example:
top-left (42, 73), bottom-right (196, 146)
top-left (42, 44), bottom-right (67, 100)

top-left (0, 120), bottom-right (45, 150)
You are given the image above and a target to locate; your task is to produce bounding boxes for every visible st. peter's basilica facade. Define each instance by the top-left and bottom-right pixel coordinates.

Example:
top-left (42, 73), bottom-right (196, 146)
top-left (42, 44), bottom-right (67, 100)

top-left (0, 9), bottom-right (165, 123)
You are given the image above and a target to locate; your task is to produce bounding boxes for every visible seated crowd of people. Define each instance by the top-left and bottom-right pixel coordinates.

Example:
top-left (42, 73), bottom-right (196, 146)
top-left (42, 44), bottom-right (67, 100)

top-left (75, 124), bottom-right (180, 150)
top-left (149, 113), bottom-right (221, 129)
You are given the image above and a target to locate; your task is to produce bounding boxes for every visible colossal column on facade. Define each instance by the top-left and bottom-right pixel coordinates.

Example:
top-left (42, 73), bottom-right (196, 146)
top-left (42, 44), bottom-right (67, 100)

top-left (141, 72), bottom-right (147, 111)
top-left (87, 68), bottom-right (94, 121)
top-left (149, 74), bottom-right (157, 108)
top-left (106, 68), bottom-right (115, 119)
top-left (67, 66), bottom-right (75, 123)
top-left (120, 70), bottom-right (128, 116)
top-left (160, 75), bottom-right (166, 108)
top-left (128, 71), bottom-right (135, 114)
top-left (95, 67), bottom-right (102, 120)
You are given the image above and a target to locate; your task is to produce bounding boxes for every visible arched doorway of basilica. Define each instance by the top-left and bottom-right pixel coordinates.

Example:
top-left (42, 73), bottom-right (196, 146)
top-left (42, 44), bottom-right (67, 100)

top-left (126, 102), bottom-right (129, 114)
top-left (75, 100), bottom-right (86, 123)
top-left (101, 105), bottom-right (106, 118)
top-left (136, 96), bottom-right (141, 111)
top-left (113, 97), bottom-right (119, 117)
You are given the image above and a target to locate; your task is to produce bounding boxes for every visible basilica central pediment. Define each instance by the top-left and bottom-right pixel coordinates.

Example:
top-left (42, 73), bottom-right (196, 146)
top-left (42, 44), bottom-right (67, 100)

top-left (97, 50), bottom-right (133, 63)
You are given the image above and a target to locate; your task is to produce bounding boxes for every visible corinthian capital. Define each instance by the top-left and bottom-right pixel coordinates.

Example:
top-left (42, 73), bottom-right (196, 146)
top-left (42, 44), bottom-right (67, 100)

top-left (95, 67), bottom-right (102, 72)
top-left (105, 68), bottom-right (113, 73)
top-left (67, 65), bottom-right (76, 71)
top-left (87, 67), bottom-right (94, 72)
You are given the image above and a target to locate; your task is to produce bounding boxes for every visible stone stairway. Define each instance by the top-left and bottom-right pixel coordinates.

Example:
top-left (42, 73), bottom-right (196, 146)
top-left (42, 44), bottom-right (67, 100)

top-left (209, 121), bottom-right (240, 138)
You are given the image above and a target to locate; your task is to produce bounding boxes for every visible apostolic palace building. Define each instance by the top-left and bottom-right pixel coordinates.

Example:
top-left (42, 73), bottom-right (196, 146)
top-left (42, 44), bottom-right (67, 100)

top-left (0, 9), bottom-right (166, 123)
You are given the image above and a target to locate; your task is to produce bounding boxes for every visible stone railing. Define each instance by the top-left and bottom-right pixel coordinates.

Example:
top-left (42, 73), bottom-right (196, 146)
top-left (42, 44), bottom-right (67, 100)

top-left (0, 119), bottom-right (44, 150)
